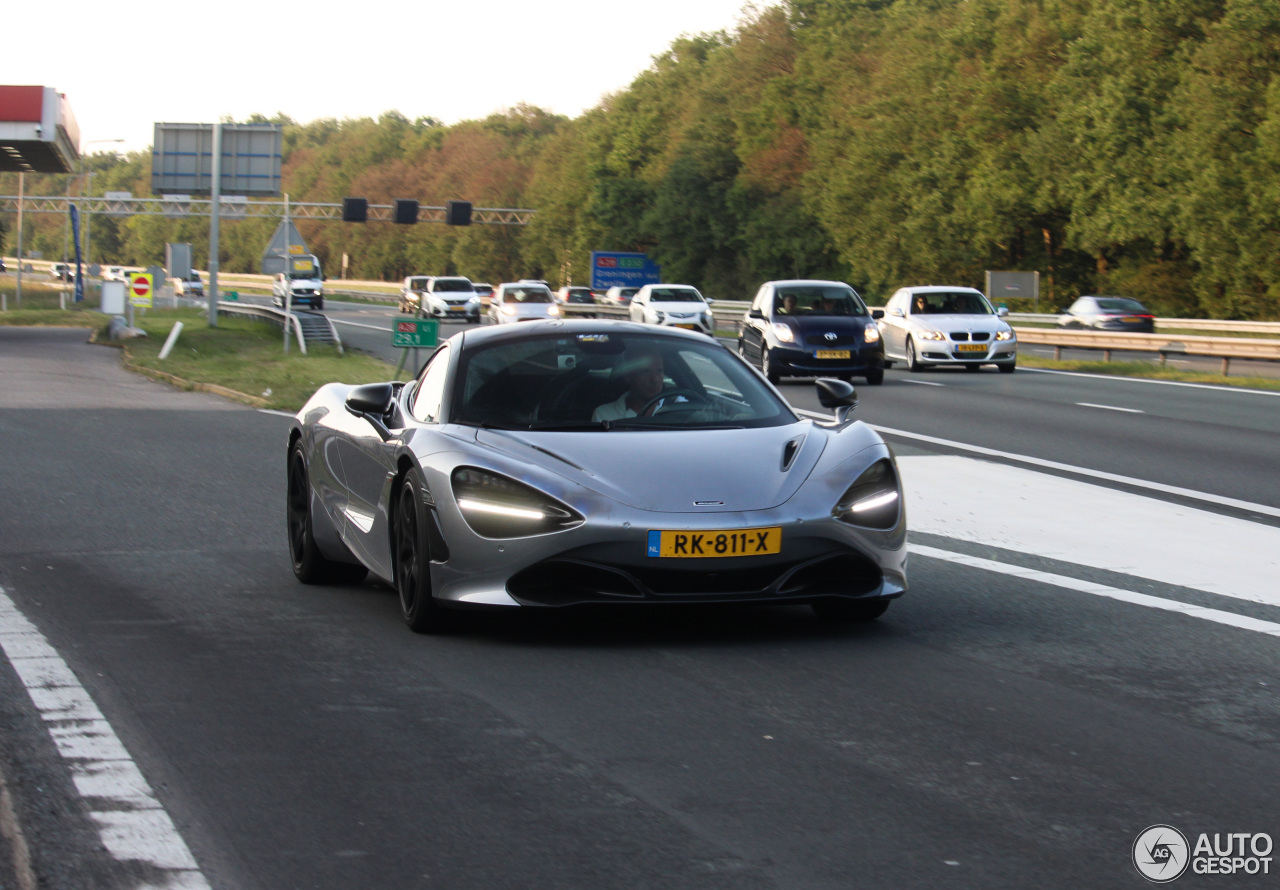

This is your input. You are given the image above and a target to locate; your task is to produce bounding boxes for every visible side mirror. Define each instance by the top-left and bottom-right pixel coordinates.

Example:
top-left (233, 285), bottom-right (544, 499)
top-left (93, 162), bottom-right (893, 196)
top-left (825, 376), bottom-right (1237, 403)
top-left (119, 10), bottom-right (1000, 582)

top-left (748, 308), bottom-right (764, 319)
top-left (815, 377), bottom-right (858, 422)
top-left (889, 308), bottom-right (904, 318)
top-left (346, 382), bottom-right (395, 416)
top-left (871, 309), bottom-right (884, 320)
top-left (996, 306), bottom-right (1009, 317)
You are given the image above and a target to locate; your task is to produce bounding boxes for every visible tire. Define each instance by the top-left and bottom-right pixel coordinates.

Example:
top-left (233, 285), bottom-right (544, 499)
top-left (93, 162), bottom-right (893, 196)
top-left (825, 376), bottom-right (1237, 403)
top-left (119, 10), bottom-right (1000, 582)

top-left (865, 369), bottom-right (884, 385)
top-left (761, 347), bottom-right (781, 385)
top-left (905, 337), bottom-right (925, 372)
top-left (998, 360), bottom-right (1017, 374)
top-left (287, 445), bottom-right (368, 585)
top-left (315, 299), bottom-right (324, 311)
top-left (882, 360), bottom-right (894, 369)
top-left (811, 598), bottom-right (889, 622)
top-left (393, 469), bottom-right (450, 634)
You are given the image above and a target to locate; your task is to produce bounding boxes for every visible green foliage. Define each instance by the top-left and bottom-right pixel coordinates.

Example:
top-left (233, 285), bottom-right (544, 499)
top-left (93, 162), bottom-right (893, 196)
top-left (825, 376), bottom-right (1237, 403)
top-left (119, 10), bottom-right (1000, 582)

top-left (5, 0), bottom-right (1280, 317)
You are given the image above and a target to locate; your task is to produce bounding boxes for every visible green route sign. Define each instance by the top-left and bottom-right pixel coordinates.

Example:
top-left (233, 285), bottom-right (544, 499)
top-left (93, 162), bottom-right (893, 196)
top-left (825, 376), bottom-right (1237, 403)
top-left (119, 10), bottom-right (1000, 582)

top-left (392, 318), bottom-right (439, 348)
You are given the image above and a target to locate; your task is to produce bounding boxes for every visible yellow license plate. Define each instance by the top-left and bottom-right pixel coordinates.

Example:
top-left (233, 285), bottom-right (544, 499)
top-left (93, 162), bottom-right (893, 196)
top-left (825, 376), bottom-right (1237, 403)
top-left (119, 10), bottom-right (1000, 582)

top-left (1121, 316), bottom-right (1141, 323)
top-left (448, 306), bottom-right (466, 312)
top-left (814, 350), bottom-right (850, 359)
top-left (955, 343), bottom-right (986, 353)
top-left (647, 527), bottom-right (781, 558)
top-left (674, 323), bottom-right (697, 330)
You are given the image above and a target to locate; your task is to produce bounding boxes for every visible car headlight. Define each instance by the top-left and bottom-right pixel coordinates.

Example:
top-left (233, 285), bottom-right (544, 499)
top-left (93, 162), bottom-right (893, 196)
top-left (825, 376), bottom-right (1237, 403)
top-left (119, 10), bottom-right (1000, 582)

top-left (863, 325), bottom-right (881, 343)
top-left (833, 459), bottom-right (901, 529)
top-left (547, 304), bottom-right (561, 316)
top-left (452, 468), bottom-right (584, 538)
top-left (996, 329), bottom-right (1014, 341)
top-left (501, 304), bottom-right (517, 316)
top-left (916, 330), bottom-right (946, 341)
top-left (770, 322), bottom-right (796, 343)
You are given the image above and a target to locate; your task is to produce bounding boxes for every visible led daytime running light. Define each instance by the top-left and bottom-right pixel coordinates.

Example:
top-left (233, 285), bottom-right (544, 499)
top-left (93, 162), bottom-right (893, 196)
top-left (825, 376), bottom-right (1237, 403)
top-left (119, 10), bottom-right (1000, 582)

top-left (457, 498), bottom-right (545, 521)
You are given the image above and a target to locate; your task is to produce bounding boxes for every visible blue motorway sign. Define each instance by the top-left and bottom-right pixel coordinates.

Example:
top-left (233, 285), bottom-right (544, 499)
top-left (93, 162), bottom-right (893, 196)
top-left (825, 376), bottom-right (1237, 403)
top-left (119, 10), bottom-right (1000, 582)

top-left (590, 251), bottom-right (661, 290)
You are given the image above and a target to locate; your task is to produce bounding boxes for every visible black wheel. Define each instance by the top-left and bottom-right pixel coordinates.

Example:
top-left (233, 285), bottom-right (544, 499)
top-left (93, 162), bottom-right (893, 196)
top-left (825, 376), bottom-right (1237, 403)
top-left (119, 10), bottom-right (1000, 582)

top-left (998, 360), bottom-right (1017, 374)
top-left (287, 445), bottom-right (367, 585)
top-left (865, 369), bottom-right (884, 385)
top-left (315, 299), bottom-right (324, 311)
top-left (393, 469), bottom-right (450, 633)
top-left (761, 347), bottom-right (781, 385)
top-left (811, 598), bottom-right (889, 622)
top-left (882, 360), bottom-right (894, 369)
top-left (964, 363), bottom-right (983, 372)
top-left (905, 337), bottom-right (926, 372)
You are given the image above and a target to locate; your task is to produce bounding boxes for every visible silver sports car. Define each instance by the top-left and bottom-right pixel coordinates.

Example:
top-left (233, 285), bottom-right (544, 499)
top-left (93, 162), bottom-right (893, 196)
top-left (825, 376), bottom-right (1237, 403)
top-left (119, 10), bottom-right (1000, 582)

top-left (287, 320), bottom-right (908, 632)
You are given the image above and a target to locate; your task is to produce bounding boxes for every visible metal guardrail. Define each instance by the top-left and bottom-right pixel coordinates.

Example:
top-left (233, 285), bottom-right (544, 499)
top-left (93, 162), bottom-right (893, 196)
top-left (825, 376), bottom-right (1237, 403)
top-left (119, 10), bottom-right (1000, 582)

top-left (214, 301), bottom-right (343, 354)
top-left (1013, 328), bottom-right (1280, 375)
top-left (1007, 312), bottom-right (1280, 335)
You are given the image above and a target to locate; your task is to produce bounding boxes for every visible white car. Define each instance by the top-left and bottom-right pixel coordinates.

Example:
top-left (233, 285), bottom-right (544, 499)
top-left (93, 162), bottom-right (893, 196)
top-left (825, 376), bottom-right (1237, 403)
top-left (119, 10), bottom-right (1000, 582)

top-left (422, 276), bottom-right (482, 323)
top-left (878, 285), bottom-right (1016, 373)
top-left (486, 282), bottom-right (561, 324)
top-left (602, 286), bottom-right (638, 307)
top-left (628, 284), bottom-right (714, 335)
top-left (102, 266), bottom-right (127, 282)
top-left (173, 272), bottom-right (204, 297)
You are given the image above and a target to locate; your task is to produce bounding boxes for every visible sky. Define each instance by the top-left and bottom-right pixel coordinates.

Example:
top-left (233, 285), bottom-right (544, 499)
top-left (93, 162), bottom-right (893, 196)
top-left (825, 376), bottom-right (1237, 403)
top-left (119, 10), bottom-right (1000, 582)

top-left (12, 0), bottom-right (758, 157)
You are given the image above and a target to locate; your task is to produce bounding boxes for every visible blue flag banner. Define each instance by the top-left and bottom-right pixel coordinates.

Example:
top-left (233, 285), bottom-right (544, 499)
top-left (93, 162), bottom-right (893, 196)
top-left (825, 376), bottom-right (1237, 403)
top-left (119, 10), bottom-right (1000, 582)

top-left (70, 205), bottom-right (85, 303)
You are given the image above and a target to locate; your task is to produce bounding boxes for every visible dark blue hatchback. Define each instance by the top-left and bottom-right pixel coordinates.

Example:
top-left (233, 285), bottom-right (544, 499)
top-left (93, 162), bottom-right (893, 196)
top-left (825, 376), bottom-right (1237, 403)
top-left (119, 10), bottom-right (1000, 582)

top-left (738, 280), bottom-right (885, 385)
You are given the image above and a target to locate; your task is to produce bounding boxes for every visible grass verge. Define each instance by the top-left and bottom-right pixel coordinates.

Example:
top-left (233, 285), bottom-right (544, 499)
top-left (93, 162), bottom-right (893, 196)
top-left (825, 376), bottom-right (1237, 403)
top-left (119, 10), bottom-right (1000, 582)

top-left (101, 308), bottom-right (401, 411)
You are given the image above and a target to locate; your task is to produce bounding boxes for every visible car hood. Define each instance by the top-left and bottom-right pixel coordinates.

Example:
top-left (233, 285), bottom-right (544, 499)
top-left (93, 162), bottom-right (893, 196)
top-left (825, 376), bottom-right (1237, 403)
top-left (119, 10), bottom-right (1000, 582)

top-left (474, 424), bottom-right (825, 513)
top-left (906, 314), bottom-right (1010, 333)
top-left (650, 302), bottom-right (709, 313)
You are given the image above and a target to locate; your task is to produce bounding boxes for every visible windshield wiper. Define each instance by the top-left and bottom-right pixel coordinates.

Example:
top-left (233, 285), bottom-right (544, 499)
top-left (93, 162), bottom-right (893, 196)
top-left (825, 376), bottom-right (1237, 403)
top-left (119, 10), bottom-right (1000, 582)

top-left (605, 420), bottom-right (745, 431)
top-left (523, 420), bottom-right (609, 431)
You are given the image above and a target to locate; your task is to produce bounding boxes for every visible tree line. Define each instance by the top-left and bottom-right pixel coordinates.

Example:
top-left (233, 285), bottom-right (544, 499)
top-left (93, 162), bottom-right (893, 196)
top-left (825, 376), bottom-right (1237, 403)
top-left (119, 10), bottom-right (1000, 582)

top-left (4, 0), bottom-right (1279, 317)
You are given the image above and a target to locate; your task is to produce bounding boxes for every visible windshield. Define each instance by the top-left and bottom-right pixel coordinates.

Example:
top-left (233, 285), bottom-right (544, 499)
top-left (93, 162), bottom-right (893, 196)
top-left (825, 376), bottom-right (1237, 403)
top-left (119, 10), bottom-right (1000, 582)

top-left (453, 331), bottom-right (796, 431)
top-left (772, 285), bottom-right (869, 317)
top-left (434, 278), bottom-right (473, 293)
top-left (406, 277), bottom-right (430, 291)
top-left (648, 287), bottom-right (704, 303)
top-left (1095, 298), bottom-right (1147, 312)
top-left (506, 287), bottom-right (553, 303)
top-left (907, 291), bottom-right (991, 315)
top-left (289, 268), bottom-right (320, 280)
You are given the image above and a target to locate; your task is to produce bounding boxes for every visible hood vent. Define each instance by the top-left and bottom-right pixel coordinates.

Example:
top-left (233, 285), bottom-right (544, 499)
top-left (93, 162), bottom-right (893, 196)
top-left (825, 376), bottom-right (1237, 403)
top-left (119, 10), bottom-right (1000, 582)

top-left (781, 435), bottom-right (805, 471)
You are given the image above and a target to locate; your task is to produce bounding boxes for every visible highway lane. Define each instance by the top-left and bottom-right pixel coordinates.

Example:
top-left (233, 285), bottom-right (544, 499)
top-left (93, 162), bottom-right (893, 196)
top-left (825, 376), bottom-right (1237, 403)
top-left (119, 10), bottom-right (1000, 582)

top-left (2, 328), bottom-right (1279, 888)
top-left (319, 299), bottom-right (1280, 512)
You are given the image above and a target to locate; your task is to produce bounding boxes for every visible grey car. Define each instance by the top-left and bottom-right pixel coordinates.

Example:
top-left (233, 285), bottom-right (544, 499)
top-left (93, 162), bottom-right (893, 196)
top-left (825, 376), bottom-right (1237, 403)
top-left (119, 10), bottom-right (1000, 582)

top-left (287, 321), bottom-right (908, 632)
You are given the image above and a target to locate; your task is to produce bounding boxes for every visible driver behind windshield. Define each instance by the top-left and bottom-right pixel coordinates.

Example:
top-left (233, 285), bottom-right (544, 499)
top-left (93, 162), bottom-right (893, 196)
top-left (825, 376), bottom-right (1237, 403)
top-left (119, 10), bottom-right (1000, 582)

top-left (593, 350), bottom-right (671, 421)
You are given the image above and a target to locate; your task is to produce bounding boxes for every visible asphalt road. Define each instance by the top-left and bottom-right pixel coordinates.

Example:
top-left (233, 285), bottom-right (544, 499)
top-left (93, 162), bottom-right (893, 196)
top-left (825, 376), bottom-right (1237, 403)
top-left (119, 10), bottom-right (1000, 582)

top-left (1, 325), bottom-right (1278, 889)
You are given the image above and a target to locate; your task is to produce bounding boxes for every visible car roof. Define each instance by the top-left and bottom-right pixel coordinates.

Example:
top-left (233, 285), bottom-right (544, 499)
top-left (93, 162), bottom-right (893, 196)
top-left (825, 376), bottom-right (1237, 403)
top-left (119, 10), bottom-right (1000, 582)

top-left (899, 285), bottom-right (984, 295)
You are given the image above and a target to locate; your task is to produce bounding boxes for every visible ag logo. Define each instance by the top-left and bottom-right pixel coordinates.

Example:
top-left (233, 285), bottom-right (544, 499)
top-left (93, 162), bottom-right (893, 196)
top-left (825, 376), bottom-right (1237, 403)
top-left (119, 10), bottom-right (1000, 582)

top-left (1134, 825), bottom-right (1190, 882)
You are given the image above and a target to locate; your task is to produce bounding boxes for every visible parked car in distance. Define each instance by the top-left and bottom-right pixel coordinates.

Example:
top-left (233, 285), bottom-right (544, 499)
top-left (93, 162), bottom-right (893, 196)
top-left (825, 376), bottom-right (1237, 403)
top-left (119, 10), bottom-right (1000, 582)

top-left (739, 280), bottom-right (884, 385)
top-left (629, 284), bottom-right (715, 335)
top-left (400, 276), bottom-right (431, 313)
top-left (1057, 296), bottom-right (1155, 333)
top-left (603, 286), bottom-right (639, 307)
top-left (102, 266), bottom-right (127, 282)
top-left (173, 272), bottom-right (204, 297)
top-left (878, 285), bottom-right (1016, 373)
top-left (486, 281), bottom-right (560, 324)
top-left (49, 262), bottom-right (72, 281)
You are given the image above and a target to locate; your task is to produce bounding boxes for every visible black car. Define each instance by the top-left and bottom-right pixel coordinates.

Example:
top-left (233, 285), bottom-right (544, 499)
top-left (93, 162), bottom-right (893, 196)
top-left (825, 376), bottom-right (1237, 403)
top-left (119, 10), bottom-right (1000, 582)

top-left (1058, 296), bottom-right (1156, 333)
top-left (738, 280), bottom-right (885, 385)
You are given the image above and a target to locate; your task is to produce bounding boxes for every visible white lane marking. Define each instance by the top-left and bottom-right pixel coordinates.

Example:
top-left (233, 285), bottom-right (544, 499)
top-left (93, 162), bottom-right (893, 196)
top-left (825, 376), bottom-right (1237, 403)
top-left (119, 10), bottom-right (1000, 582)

top-left (1075, 402), bottom-right (1144, 413)
top-left (0, 587), bottom-right (211, 889)
top-left (846, 417), bottom-right (1280, 521)
top-left (912, 545), bottom-right (1280, 638)
top-left (258, 409), bottom-right (297, 418)
top-left (1020, 367), bottom-right (1280, 397)
top-left (329, 318), bottom-right (395, 332)
top-left (896, 455), bottom-right (1280, 608)
top-left (902, 380), bottom-right (945, 386)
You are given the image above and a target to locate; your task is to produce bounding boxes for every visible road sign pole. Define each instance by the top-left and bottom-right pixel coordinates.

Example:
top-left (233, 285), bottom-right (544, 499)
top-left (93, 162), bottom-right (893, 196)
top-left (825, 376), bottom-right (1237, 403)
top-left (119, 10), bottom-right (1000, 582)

top-left (283, 193), bottom-right (291, 354)
top-left (207, 123), bottom-right (223, 327)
